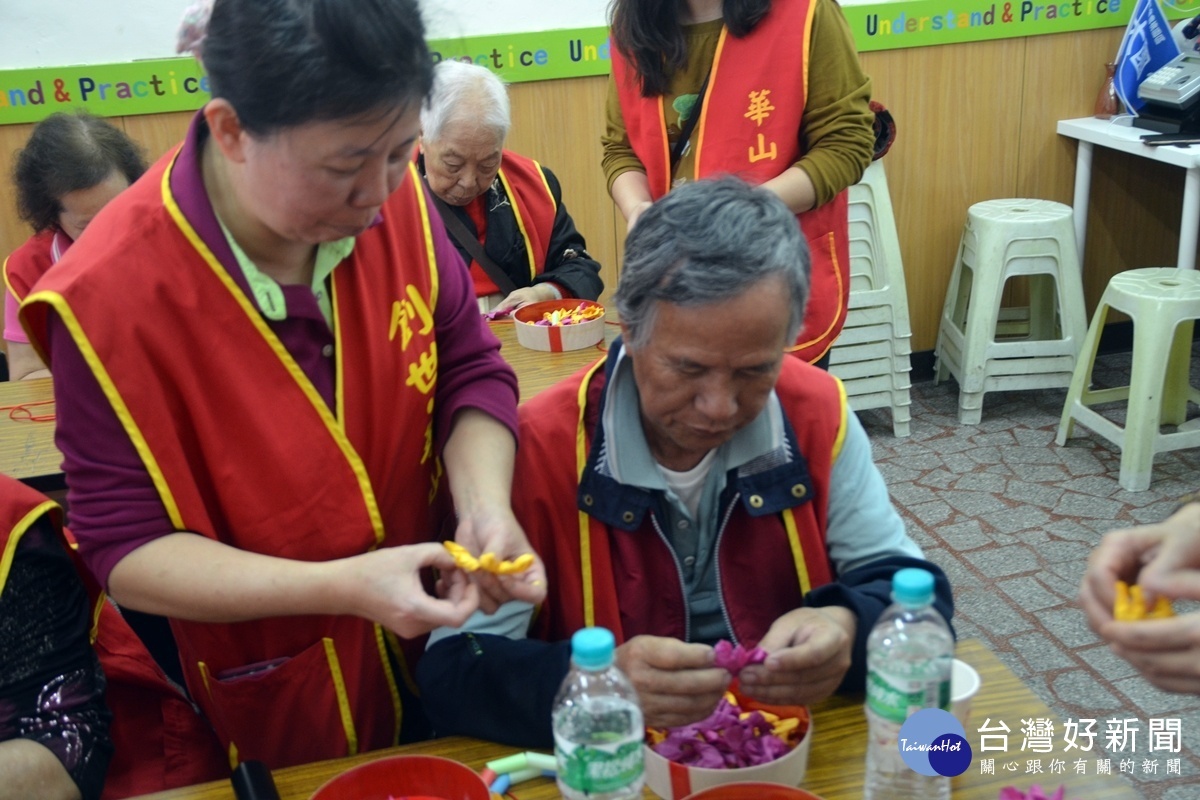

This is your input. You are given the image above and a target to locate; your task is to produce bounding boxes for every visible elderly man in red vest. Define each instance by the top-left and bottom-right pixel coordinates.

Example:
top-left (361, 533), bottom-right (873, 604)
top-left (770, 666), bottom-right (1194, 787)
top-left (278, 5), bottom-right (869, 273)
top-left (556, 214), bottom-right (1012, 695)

top-left (417, 178), bottom-right (953, 746)
top-left (418, 60), bottom-right (604, 314)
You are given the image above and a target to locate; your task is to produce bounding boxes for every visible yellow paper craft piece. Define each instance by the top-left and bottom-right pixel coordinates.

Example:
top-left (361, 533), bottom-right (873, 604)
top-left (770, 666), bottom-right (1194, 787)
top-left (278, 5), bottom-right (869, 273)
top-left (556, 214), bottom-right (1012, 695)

top-left (1114, 580), bottom-right (1176, 621)
top-left (442, 541), bottom-right (534, 576)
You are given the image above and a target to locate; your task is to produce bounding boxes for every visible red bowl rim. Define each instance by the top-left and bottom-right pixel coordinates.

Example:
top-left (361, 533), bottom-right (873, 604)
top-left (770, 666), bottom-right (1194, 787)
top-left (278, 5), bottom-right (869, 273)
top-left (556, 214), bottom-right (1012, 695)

top-left (512, 299), bottom-right (604, 325)
top-left (309, 753), bottom-right (490, 800)
top-left (679, 781), bottom-right (826, 800)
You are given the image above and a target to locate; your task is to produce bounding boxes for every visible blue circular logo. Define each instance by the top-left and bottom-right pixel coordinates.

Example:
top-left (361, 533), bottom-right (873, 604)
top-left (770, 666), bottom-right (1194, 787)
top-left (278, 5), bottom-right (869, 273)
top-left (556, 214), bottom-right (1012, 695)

top-left (897, 708), bottom-right (972, 777)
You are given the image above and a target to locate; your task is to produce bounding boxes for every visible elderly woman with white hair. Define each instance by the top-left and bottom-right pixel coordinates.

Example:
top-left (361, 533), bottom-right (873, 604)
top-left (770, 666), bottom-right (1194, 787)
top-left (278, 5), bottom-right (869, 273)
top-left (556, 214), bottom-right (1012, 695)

top-left (420, 60), bottom-right (604, 313)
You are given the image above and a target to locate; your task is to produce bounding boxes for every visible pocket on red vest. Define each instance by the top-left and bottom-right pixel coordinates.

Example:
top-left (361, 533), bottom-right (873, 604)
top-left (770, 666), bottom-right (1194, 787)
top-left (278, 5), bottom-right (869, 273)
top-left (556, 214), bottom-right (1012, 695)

top-left (198, 637), bottom-right (358, 769)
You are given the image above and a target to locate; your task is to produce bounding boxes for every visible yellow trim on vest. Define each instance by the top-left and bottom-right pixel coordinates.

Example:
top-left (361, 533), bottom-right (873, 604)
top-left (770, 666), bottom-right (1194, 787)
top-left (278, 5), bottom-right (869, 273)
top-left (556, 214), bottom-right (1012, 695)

top-left (384, 629), bottom-right (422, 698)
top-left (89, 593), bottom-right (106, 645)
top-left (409, 163), bottom-right (440, 313)
top-left (25, 288), bottom-right (189, 530)
top-left (656, 100), bottom-right (672, 196)
top-left (0, 499), bottom-right (57, 593)
top-left (691, 26), bottom-right (729, 180)
top-left (782, 508), bottom-right (812, 597)
top-left (497, 168), bottom-right (539, 284)
top-left (784, 372), bottom-right (844, 598)
top-left (831, 376), bottom-right (849, 462)
top-left (3, 254), bottom-right (20, 306)
top-left (801, 0), bottom-right (816, 102)
top-left (158, 150), bottom-right (388, 544)
top-left (374, 624), bottom-right (403, 745)
top-left (329, 278), bottom-right (346, 429)
top-left (790, 231), bottom-right (845, 353)
top-left (575, 358), bottom-right (607, 628)
top-left (198, 662), bottom-right (241, 770)
top-left (322, 638), bottom-right (359, 756)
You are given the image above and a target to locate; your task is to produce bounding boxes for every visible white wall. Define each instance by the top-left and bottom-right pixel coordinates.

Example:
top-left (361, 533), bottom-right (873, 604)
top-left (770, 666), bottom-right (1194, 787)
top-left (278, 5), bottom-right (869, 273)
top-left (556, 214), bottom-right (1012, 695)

top-left (0, 0), bottom-right (612, 71)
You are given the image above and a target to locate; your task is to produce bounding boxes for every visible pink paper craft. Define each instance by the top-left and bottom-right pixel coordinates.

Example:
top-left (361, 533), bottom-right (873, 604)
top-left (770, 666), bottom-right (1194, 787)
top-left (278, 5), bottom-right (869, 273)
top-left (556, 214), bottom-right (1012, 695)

top-left (998, 785), bottom-right (1066, 800)
top-left (713, 640), bottom-right (768, 675)
top-left (650, 695), bottom-right (792, 769)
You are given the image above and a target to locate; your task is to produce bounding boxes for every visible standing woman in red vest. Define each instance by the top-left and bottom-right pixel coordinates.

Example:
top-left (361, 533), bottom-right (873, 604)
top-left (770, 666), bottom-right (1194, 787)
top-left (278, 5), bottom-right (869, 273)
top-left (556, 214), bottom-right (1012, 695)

top-left (604, 0), bottom-right (875, 366)
top-left (21, 0), bottom-right (546, 773)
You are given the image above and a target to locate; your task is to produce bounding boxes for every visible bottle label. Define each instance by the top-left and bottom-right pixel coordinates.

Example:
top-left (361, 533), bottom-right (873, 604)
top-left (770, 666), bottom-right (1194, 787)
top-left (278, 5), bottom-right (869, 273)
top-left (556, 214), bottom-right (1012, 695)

top-left (866, 668), bottom-right (950, 724)
top-left (555, 735), bottom-right (644, 794)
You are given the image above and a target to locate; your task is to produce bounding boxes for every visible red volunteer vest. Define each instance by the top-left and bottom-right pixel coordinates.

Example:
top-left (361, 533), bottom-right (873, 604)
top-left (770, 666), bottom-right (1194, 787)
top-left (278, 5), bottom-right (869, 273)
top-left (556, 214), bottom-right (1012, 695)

top-left (465, 151), bottom-right (558, 296)
top-left (612, 0), bottom-right (850, 364)
top-left (515, 354), bottom-right (843, 646)
top-left (496, 151), bottom-right (558, 281)
top-left (0, 477), bottom-right (226, 798)
top-left (23, 150), bottom-right (447, 769)
top-left (4, 229), bottom-right (68, 303)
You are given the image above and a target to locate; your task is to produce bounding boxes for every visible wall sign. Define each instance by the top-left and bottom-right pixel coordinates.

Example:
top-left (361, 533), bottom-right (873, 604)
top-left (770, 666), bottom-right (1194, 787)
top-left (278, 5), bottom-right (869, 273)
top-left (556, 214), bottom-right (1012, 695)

top-left (0, 1), bottom-right (1184, 126)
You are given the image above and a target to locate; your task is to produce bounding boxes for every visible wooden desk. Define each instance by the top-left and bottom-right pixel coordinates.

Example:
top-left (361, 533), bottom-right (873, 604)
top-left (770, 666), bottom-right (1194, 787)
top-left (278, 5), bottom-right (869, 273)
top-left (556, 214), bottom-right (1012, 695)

top-left (135, 639), bottom-right (1141, 800)
top-left (1057, 116), bottom-right (1200, 271)
top-left (488, 316), bottom-right (618, 401)
top-left (0, 322), bottom-right (617, 488)
top-left (0, 377), bottom-right (60, 491)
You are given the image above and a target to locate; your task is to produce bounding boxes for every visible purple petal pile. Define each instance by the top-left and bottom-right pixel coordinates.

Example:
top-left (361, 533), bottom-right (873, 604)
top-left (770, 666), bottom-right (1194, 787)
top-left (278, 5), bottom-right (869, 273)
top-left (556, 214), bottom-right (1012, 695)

top-left (648, 694), bottom-right (802, 769)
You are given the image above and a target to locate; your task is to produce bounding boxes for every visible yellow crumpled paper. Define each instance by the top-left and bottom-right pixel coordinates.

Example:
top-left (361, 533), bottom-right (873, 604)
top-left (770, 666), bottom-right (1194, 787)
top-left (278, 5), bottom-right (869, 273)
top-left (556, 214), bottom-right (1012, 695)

top-left (443, 541), bottom-right (534, 575)
top-left (1114, 580), bottom-right (1175, 621)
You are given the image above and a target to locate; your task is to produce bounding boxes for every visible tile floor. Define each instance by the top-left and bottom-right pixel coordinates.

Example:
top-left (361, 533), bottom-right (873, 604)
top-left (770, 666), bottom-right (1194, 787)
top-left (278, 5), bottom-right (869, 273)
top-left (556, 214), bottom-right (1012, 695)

top-left (857, 349), bottom-right (1200, 799)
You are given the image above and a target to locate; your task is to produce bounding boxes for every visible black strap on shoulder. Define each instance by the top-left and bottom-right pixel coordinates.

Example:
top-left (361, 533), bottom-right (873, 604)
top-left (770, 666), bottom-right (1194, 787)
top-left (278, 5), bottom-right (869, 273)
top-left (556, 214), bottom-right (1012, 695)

top-left (670, 71), bottom-right (713, 177)
top-left (430, 194), bottom-right (520, 296)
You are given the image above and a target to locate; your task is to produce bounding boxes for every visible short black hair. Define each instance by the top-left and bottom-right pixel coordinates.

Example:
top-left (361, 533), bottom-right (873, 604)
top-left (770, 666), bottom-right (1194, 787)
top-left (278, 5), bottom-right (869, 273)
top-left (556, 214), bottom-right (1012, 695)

top-left (13, 111), bottom-right (146, 233)
top-left (203, 0), bottom-right (435, 136)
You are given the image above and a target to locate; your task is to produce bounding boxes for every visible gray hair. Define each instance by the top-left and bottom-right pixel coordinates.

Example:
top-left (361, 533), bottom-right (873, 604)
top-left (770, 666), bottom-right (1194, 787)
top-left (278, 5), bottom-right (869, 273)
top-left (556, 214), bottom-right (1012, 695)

top-left (421, 60), bottom-right (511, 144)
top-left (615, 178), bottom-right (810, 350)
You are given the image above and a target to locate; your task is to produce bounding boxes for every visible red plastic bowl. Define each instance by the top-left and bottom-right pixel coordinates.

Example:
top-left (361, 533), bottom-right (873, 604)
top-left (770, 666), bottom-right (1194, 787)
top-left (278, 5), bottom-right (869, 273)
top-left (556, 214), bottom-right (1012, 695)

top-left (680, 782), bottom-right (826, 800)
top-left (309, 754), bottom-right (490, 800)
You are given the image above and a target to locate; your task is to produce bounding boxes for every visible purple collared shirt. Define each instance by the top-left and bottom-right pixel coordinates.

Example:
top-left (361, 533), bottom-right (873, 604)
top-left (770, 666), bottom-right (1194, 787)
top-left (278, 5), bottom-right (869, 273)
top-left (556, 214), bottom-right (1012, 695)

top-left (47, 114), bottom-right (519, 588)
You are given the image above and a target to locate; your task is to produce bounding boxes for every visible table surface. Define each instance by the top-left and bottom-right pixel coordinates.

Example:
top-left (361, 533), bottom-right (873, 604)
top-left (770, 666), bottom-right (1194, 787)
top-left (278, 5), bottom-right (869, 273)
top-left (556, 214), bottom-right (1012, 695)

top-left (134, 638), bottom-right (1142, 800)
top-left (1057, 115), bottom-right (1200, 167)
top-left (0, 376), bottom-right (58, 489)
top-left (0, 319), bottom-right (619, 486)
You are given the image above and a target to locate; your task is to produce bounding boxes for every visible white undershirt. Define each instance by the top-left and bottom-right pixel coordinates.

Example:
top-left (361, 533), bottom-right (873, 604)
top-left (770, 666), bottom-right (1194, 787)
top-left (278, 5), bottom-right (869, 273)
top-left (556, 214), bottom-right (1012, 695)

top-left (656, 449), bottom-right (718, 521)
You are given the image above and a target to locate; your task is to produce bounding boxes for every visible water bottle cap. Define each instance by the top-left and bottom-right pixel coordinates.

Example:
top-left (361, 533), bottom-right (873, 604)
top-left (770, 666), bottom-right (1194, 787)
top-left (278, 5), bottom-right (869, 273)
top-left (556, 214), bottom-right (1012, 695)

top-left (892, 567), bottom-right (935, 606)
top-left (571, 627), bottom-right (616, 669)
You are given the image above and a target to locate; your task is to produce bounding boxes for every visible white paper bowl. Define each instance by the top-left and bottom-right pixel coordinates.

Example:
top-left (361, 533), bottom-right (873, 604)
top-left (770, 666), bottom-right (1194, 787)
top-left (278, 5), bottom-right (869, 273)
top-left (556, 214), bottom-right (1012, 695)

top-left (643, 701), bottom-right (813, 800)
top-left (512, 300), bottom-right (605, 352)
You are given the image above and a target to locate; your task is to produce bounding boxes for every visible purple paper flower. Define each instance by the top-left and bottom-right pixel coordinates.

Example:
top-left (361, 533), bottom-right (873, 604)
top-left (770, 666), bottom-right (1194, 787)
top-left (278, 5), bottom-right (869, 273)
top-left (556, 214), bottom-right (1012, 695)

top-left (998, 785), bottom-right (1066, 800)
top-left (712, 640), bottom-right (769, 675)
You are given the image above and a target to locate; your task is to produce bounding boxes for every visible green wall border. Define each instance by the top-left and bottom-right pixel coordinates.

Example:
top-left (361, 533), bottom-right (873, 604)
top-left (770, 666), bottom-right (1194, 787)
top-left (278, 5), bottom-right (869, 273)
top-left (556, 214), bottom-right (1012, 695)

top-left (0, 1), bottom-right (1192, 125)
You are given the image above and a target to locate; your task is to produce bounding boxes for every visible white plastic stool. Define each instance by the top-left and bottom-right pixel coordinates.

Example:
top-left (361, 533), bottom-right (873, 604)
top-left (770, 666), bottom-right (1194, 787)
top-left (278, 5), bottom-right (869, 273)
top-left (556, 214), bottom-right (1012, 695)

top-left (934, 199), bottom-right (1089, 424)
top-left (830, 160), bottom-right (912, 437)
top-left (1056, 268), bottom-right (1200, 492)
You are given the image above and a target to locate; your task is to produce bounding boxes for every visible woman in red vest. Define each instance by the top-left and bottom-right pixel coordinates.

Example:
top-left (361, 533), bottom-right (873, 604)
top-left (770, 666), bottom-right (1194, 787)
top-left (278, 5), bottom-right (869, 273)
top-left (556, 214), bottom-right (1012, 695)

top-left (419, 60), bottom-right (604, 314)
top-left (3, 112), bottom-right (145, 380)
top-left (603, 0), bottom-right (875, 366)
top-left (0, 476), bottom-right (225, 800)
top-left (21, 0), bottom-right (545, 773)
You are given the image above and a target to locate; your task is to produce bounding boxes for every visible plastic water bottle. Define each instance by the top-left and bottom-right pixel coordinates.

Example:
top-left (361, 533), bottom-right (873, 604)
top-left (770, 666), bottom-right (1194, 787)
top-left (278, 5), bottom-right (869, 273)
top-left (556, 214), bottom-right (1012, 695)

top-left (553, 627), bottom-right (645, 800)
top-left (863, 567), bottom-right (954, 800)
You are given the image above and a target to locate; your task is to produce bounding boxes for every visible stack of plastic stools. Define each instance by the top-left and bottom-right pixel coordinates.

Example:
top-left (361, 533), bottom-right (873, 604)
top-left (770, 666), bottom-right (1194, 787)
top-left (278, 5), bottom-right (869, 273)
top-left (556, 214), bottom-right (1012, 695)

top-left (1056, 268), bottom-right (1200, 491)
top-left (934, 199), bottom-right (1088, 424)
top-left (828, 160), bottom-right (913, 437)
